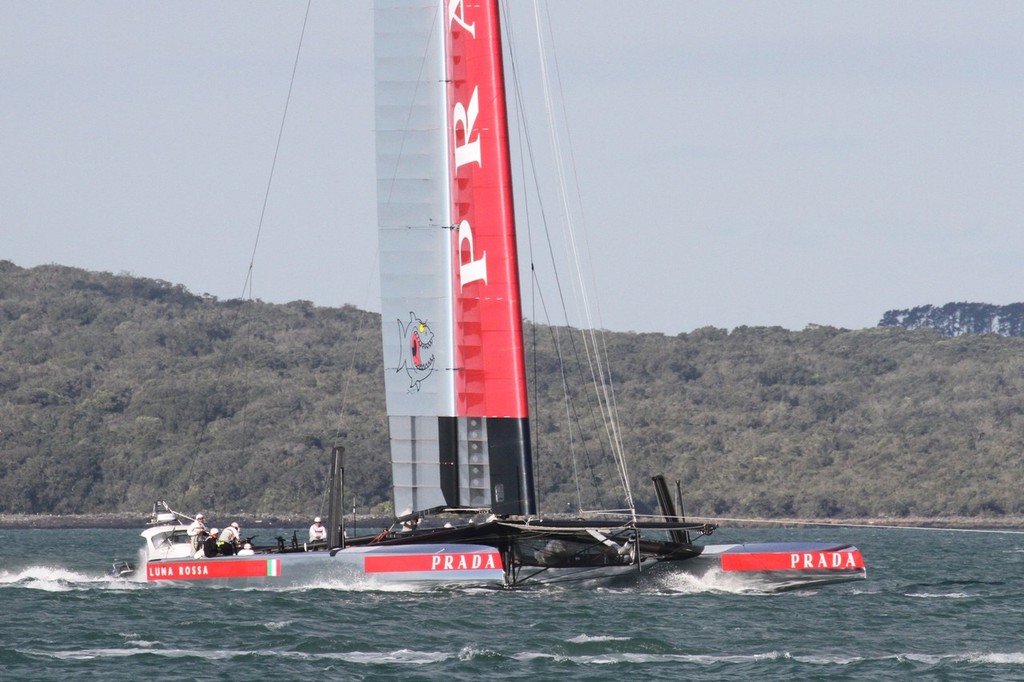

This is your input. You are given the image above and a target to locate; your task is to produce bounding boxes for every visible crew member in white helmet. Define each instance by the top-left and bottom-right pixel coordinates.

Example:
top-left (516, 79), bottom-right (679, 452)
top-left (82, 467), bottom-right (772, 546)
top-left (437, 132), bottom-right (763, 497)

top-left (187, 513), bottom-right (207, 552)
top-left (309, 517), bottom-right (327, 543)
top-left (219, 522), bottom-right (241, 555)
top-left (202, 528), bottom-right (220, 558)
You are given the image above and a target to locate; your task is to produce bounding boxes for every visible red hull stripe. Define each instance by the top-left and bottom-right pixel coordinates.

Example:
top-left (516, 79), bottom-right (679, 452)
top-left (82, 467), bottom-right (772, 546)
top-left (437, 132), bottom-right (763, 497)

top-left (364, 551), bottom-right (503, 574)
top-left (721, 550), bottom-right (864, 572)
top-left (146, 559), bottom-right (281, 581)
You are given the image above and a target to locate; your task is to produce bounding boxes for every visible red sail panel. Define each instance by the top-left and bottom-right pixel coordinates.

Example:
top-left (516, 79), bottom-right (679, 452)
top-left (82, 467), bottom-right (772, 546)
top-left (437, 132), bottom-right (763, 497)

top-left (447, 0), bottom-right (528, 419)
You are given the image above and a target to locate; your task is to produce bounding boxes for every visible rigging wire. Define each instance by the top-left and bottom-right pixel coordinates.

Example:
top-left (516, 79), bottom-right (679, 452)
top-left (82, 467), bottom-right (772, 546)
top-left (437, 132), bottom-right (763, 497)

top-left (240, 0), bottom-right (313, 303)
top-left (504, 1), bottom-right (609, 513)
top-left (502, 1), bottom-right (547, 512)
top-left (227, 0), bottom-right (315, 504)
top-left (176, 0), bottom-right (312, 507)
top-left (683, 515), bottom-right (1024, 534)
top-left (221, 0), bottom-right (382, 519)
top-left (531, 1), bottom-right (633, 512)
top-left (523, 0), bottom-right (635, 515)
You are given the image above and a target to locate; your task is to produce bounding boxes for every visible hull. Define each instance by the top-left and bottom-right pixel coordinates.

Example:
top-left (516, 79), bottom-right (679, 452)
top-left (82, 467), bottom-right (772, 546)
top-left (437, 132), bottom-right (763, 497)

top-left (367, 522), bottom-right (866, 591)
top-left (672, 542), bottom-right (866, 591)
top-left (142, 543), bottom-right (505, 588)
top-left (136, 520), bottom-right (864, 591)
top-left (137, 518), bottom-right (504, 587)
top-left (505, 543), bottom-right (866, 591)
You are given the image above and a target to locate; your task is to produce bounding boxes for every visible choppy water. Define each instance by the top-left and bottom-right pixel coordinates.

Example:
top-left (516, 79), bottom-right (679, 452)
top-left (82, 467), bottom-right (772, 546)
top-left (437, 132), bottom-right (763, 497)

top-left (1, 525), bottom-right (1022, 680)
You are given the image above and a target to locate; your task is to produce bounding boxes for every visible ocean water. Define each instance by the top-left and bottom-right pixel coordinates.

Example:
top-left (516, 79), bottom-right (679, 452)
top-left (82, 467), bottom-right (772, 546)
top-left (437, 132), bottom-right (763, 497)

top-left (0, 525), bottom-right (1021, 681)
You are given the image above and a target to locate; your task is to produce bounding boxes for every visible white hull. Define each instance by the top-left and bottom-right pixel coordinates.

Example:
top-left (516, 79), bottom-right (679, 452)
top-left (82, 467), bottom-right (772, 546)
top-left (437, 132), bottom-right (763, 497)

top-left (139, 541), bottom-right (864, 591)
top-left (138, 521), bottom-right (504, 587)
top-left (137, 520), bottom-right (864, 591)
top-left (142, 542), bottom-right (505, 588)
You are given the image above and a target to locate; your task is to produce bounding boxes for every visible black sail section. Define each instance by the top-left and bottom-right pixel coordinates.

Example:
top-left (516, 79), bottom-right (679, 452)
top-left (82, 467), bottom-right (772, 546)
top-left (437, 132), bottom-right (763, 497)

top-left (437, 416), bottom-right (459, 508)
top-left (486, 418), bottom-right (536, 516)
top-left (432, 416), bottom-right (535, 516)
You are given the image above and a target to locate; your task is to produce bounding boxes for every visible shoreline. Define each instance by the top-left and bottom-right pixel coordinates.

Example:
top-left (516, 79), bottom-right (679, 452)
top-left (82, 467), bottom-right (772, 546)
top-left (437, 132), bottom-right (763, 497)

top-left (0, 513), bottom-right (330, 530)
top-left (2, 513), bottom-right (1022, 531)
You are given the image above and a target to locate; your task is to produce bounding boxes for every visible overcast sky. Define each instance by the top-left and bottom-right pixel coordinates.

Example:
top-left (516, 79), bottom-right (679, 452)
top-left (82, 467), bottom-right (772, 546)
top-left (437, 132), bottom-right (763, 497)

top-left (3, 1), bottom-right (1022, 334)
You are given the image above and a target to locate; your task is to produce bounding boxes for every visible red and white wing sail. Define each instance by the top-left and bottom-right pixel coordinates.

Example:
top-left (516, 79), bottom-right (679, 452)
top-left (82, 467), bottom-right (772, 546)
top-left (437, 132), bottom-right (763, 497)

top-left (375, 0), bottom-right (535, 516)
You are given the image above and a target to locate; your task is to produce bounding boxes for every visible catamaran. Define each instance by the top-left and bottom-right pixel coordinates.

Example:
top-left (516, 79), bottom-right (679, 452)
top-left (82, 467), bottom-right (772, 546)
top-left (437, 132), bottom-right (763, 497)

top-left (133, 0), bottom-right (865, 590)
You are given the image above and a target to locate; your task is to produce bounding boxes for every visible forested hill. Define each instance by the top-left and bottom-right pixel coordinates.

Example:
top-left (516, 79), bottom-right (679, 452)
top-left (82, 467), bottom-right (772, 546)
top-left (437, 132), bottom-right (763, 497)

top-left (2, 260), bottom-right (1023, 522)
top-left (880, 302), bottom-right (1024, 337)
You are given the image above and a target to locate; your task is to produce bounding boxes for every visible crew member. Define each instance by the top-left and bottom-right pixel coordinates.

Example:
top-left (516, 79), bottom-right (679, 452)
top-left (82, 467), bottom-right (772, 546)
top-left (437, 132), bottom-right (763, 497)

top-left (309, 517), bottom-right (327, 543)
top-left (187, 513), bottom-right (207, 552)
top-left (202, 528), bottom-right (220, 558)
top-left (219, 522), bottom-right (241, 555)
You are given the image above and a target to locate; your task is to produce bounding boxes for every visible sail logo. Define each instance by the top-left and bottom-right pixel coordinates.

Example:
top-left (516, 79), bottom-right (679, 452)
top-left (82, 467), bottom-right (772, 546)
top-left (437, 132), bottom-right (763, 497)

top-left (449, 2), bottom-right (487, 290)
top-left (452, 87), bottom-right (481, 170)
top-left (443, 0), bottom-right (530, 419)
top-left (397, 312), bottom-right (436, 391)
top-left (457, 220), bottom-right (487, 289)
top-left (448, 0), bottom-right (475, 38)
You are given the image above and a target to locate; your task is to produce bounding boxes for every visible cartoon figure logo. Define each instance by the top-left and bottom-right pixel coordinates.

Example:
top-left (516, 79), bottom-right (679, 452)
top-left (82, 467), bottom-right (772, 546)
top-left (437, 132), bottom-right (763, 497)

top-left (397, 312), bottom-right (435, 392)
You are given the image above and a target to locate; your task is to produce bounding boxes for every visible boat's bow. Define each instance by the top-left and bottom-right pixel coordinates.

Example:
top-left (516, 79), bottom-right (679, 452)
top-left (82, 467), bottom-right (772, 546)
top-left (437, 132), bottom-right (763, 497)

top-left (694, 541), bottom-right (866, 590)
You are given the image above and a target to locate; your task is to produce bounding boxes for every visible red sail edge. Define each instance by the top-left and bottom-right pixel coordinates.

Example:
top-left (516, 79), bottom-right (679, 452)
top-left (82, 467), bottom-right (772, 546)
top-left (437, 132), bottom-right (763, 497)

top-left (447, 0), bottom-right (528, 419)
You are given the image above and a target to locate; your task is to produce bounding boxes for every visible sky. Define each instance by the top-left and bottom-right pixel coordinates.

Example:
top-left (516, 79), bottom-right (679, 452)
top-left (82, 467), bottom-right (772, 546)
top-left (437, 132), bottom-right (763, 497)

top-left (3, 1), bottom-right (1023, 335)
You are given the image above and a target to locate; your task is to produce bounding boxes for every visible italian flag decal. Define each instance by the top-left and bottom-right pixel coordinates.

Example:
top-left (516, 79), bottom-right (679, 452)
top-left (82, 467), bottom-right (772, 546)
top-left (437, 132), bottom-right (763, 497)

top-left (267, 559), bottom-right (281, 577)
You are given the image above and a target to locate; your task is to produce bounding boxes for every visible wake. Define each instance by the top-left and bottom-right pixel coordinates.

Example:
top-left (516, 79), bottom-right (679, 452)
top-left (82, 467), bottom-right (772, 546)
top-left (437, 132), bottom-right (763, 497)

top-left (0, 565), bottom-right (142, 592)
top-left (652, 567), bottom-right (788, 595)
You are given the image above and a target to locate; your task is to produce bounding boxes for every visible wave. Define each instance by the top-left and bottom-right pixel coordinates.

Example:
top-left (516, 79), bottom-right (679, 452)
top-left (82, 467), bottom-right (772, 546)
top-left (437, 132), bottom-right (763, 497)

top-left (126, 566), bottom-right (460, 593)
top-left (965, 652), bottom-right (1024, 664)
top-left (788, 652), bottom-right (1024, 667)
top-left (884, 651), bottom-right (1019, 667)
top-left (566, 634), bottom-right (632, 644)
top-left (18, 645), bottom-right (1024, 669)
top-left (18, 647), bottom-right (791, 665)
top-left (651, 567), bottom-right (785, 595)
top-left (0, 565), bottom-right (142, 592)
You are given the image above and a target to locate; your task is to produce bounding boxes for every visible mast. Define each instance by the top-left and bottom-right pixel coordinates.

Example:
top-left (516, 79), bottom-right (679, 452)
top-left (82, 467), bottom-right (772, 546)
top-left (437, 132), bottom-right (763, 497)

top-left (375, 0), bottom-right (535, 518)
top-left (327, 445), bottom-right (345, 547)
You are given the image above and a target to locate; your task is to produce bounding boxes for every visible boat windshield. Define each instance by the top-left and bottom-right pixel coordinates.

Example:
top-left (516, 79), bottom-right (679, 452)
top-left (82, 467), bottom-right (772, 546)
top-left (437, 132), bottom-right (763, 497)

top-left (148, 529), bottom-right (192, 551)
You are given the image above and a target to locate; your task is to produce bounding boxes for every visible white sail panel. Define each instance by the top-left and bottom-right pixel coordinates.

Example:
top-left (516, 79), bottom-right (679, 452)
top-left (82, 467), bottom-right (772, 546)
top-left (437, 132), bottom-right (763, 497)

top-left (376, 1), bottom-right (458, 515)
top-left (375, 1), bottom-right (456, 418)
top-left (388, 415), bottom-right (447, 514)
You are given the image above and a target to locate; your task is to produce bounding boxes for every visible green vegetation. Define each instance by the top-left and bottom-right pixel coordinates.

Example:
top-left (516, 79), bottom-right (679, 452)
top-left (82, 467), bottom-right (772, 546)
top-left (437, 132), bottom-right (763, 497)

top-left (2, 261), bottom-right (1022, 521)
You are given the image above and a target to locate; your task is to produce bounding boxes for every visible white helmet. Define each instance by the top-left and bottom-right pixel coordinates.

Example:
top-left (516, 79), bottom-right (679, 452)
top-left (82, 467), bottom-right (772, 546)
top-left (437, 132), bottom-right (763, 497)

top-left (314, 517), bottom-right (322, 523)
top-left (210, 527), bottom-right (219, 535)
top-left (196, 513), bottom-right (204, 519)
top-left (231, 522), bottom-right (239, 529)
top-left (243, 543), bottom-right (253, 550)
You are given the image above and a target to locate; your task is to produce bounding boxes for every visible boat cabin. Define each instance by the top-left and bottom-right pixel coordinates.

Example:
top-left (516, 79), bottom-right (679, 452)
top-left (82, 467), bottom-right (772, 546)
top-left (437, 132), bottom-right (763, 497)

top-left (141, 525), bottom-right (195, 560)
